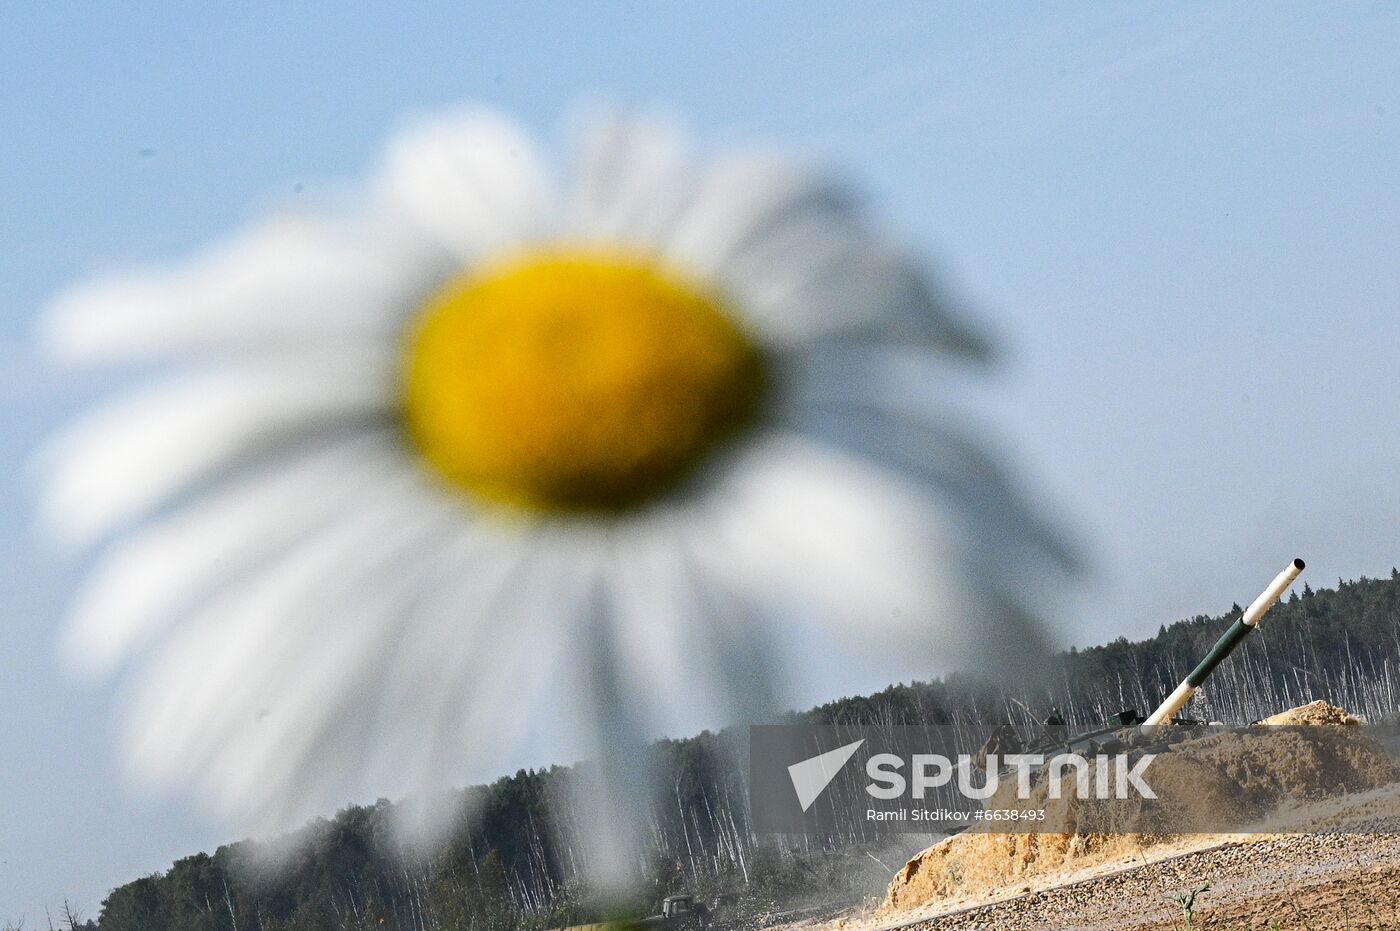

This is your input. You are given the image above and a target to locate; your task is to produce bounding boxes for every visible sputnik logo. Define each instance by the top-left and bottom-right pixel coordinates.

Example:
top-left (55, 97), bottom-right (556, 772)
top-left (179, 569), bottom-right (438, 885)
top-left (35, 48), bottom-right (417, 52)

top-left (787, 739), bottom-right (864, 811)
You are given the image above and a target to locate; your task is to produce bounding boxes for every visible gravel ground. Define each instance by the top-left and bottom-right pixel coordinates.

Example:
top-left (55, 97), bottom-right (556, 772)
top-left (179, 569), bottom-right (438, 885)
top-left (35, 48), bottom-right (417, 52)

top-left (892, 829), bottom-right (1400, 930)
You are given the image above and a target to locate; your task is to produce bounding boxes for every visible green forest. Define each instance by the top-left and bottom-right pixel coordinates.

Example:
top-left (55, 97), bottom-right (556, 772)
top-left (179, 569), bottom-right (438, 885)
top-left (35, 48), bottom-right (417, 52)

top-left (43, 571), bottom-right (1400, 931)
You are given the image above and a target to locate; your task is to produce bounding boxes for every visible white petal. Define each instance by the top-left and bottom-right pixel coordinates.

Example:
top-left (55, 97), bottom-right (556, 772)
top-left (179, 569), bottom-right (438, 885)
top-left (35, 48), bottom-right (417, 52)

top-left (701, 434), bottom-right (1054, 677)
top-left (556, 568), bottom-right (656, 892)
top-left (665, 520), bottom-right (789, 719)
top-left (62, 432), bottom-right (406, 677)
top-left (439, 526), bottom-right (603, 757)
top-left (658, 149), bottom-right (988, 355)
top-left (721, 217), bottom-right (991, 355)
top-left (778, 347), bottom-right (1074, 574)
top-left (360, 523), bottom-right (570, 807)
top-left (375, 107), bottom-right (552, 263)
top-left (365, 528), bottom-right (538, 819)
top-left (709, 435), bottom-right (958, 627)
top-left (124, 470), bottom-right (455, 797)
top-left (197, 521), bottom-right (475, 825)
top-left (563, 110), bottom-right (694, 246)
top-left (662, 151), bottom-right (850, 281)
top-left (38, 351), bottom-right (396, 548)
top-left (41, 213), bottom-right (439, 363)
top-left (604, 513), bottom-right (782, 732)
top-left (241, 523), bottom-right (592, 837)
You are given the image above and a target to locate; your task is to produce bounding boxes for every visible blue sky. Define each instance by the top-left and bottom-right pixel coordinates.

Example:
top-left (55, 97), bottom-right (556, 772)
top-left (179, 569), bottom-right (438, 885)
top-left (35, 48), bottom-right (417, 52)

top-left (3, 1), bottom-right (1399, 921)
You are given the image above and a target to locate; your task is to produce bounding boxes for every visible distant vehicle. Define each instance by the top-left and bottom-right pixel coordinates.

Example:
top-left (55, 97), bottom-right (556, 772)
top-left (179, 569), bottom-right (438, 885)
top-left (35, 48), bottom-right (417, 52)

top-left (550, 893), bottom-right (723, 931)
top-left (637, 895), bottom-right (712, 931)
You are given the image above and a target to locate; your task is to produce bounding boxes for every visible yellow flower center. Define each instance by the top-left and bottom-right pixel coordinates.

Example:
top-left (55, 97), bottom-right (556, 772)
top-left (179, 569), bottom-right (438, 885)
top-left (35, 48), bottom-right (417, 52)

top-left (402, 250), bottom-right (764, 513)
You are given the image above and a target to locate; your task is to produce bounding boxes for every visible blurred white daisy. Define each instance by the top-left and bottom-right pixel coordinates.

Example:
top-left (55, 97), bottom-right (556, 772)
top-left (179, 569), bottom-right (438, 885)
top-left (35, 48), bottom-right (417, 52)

top-left (40, 106), bottom-right (1069, 884)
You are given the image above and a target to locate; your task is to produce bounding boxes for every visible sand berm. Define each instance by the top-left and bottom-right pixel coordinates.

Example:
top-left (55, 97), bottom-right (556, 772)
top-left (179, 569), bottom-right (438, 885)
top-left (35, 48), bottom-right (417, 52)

top-left (869, 701), bottom-right (1398, 926)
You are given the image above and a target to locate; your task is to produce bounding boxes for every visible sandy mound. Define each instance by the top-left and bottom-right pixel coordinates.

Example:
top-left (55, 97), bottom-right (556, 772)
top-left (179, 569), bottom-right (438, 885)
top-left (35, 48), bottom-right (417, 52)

top-left (1262, 699), bottom-right (1362, 725)
top-left (880, 701), bottom-right (1397, 917)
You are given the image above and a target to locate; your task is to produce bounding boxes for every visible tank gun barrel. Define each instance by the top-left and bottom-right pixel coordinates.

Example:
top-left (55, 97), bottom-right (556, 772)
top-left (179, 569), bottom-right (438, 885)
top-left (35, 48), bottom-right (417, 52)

top-left (1141, 557), bottom-right (1305, 726)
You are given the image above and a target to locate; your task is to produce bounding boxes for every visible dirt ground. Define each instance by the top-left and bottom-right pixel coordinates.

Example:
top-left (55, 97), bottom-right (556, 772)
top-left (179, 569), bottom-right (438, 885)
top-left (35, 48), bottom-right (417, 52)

top-left (839, 703), bottom-right (1400, 929)
top-left (882, 829), bottom-right (1400, 930)
top-left (770, 831), bottom-right (1400, 931)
